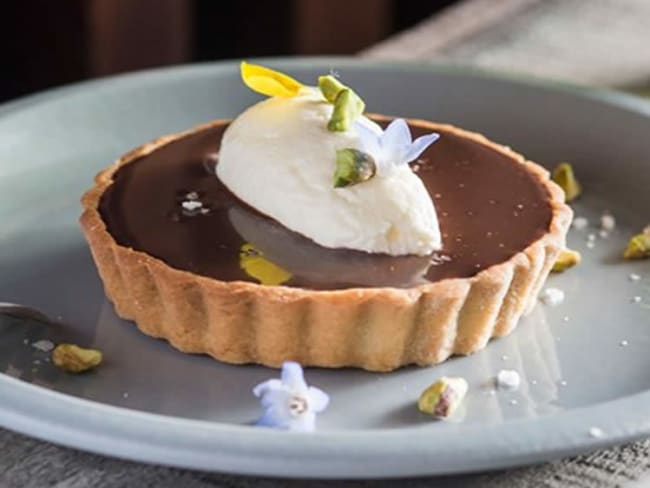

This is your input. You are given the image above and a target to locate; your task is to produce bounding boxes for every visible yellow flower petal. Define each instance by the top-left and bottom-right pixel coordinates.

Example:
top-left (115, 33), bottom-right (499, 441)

top-left (241, 61), bottom-right (303, 98)
top-left (239, 243), bottom-right (292, 285)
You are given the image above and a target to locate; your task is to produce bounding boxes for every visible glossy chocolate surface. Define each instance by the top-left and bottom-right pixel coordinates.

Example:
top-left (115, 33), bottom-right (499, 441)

top-left (99, 121), bottom-right (552, 289)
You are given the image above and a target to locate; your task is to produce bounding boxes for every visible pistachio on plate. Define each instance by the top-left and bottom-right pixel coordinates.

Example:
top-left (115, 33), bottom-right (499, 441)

top-left (552, 162), bottom-right (582, 202)
top-left (333, 148), bottom-right (377, 188)
top-left (52, 344), bottom-right (103, 373)
top-left (552, 248), bottom-right (582, 272)
top-left (417, 376), bottom-right (468, 418)
top-left (624, 226), bottom-right (650, 259)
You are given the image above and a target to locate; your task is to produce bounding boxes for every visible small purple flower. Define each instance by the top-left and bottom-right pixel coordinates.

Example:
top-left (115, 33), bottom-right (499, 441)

top-left (253, 362), bottom-right (329, 432)
top-left (354, 118), bottom-right (439, 174)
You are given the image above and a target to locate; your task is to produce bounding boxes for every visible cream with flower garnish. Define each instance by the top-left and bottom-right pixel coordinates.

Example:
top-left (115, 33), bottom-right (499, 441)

top-left (81, 59), bottom-right (572, 371)
top-left (216, 62), bottom-right (441, 256)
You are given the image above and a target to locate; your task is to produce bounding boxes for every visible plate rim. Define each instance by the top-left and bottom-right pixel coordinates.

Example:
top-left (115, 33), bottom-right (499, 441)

top-left (2, 56), bottom-right (650, 120)
top-left (1, 57), bottom-right (650, 478)
top-left (3, 373), bottom-right (650, 478)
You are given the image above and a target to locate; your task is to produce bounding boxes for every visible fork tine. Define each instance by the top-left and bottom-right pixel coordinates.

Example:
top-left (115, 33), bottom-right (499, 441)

top-left (0, 303), bottom-right (53, 323)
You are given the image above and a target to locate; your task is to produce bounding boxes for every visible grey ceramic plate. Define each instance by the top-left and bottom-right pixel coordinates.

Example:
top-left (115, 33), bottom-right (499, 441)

top-left (1, 58), bottom-right (649, 479)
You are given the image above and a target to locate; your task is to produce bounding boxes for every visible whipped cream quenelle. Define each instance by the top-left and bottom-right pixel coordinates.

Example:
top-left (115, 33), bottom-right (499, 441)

top-left (217, 64), bottom-right (442, 256)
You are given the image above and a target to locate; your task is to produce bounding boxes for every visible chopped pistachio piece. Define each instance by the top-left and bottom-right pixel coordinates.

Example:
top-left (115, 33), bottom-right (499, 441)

top-left (333, 148), bottom-right (376, 188)
top-left (327, 89), bottom-right (366, 132)
top-left (552, 248), bottom-right (582, 272)
top-left (52, 344), bottom-right (103, 373)
top-left (552, 162), bottom-right (582, 202)
top-left (418, 376), bottom-right (468, 418)
top-left (624, 227), bottom-right (650, 259)
top-left (318, 75), bottom-right (346, 103)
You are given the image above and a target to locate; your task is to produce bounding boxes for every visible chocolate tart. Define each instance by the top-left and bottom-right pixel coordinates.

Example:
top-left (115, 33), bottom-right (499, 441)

top-left (80, 116), bottom-right (572, 372)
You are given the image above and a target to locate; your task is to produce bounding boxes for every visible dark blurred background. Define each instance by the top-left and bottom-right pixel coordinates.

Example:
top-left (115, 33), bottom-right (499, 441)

top-left (1, 0), bottom-right (456, 103)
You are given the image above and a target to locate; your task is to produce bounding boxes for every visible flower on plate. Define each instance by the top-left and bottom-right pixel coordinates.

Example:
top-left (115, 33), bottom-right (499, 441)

top-left (253, 361), bottom-right (329, 432)
top-left (354, 118), bottom-right (440, 174)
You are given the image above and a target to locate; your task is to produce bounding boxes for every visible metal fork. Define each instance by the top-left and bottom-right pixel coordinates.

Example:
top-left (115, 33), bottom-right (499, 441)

top-left (0, 302), bottom-right (54, 324)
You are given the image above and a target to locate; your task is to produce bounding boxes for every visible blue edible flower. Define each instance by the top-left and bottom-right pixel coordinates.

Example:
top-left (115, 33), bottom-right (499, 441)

top-left (354, 118), bottom-right (439, 174)
top-left (253, 362), bottom-right (329, 432)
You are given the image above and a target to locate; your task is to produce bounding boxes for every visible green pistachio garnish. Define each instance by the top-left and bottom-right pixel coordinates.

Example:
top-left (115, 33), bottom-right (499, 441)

top-left (318, 75), bottom-right (346, 103)
top-left (317, 74), bottom-right (366, 131)
top-left (52, 344), bottom-right (103, 373)
top-left (624, 227), bottom-right (650, 259)
top-left (333, 148), bottom-right (376, 188)
top-left (552, 162), bottom-right (582, 202)
top-left (327, 89), bottom-right (366, 132)
top-left (418, 377), bottom-right (468, 418)
top-left (552, 248), bottom-right (582, 272)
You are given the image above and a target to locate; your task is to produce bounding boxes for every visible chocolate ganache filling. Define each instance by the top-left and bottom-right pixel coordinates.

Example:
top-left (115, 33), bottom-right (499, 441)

top-left (99, 120), bottom-right (552, 290)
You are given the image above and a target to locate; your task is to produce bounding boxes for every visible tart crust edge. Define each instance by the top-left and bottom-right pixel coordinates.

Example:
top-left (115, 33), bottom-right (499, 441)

top-left (80, 117), bottom-right (572, 372)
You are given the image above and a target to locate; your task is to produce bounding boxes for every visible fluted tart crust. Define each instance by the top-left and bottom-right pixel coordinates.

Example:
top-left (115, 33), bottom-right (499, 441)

top-left (80, 118), bottom-right (572, 372)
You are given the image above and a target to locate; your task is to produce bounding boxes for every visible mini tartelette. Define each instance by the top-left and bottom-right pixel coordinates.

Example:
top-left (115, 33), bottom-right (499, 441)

top-left (81, 63), bottom-right (572, 371)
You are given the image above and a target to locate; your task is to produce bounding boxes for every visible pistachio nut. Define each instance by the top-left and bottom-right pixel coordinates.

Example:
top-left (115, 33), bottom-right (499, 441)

top-left (552, 162), bottom-right (582, 202)
top-left (624, 227), bottom-right (650, 259)
top-left (318, 75), bottom-right (346, 103)
top-left (552, 248), bottom-right (582, 272)
top-left (333, 148), bottom-right (377, 188)
top-left (417, 376), bottom-right (468, 418)
top-left (52, 344), bottom-right (103, 373)
top-left (327, 89), bottom-right (365, 132)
